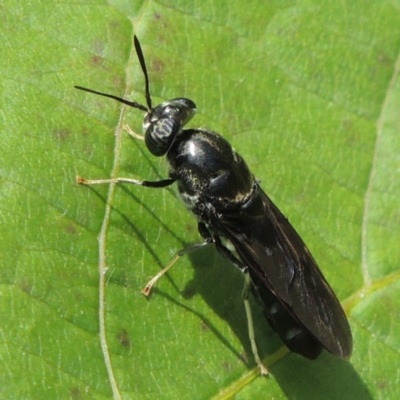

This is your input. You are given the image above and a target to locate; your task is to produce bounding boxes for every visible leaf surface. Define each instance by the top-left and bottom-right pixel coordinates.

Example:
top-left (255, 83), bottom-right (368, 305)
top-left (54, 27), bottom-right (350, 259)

top-left (1, 1), bottom-right (399, 399)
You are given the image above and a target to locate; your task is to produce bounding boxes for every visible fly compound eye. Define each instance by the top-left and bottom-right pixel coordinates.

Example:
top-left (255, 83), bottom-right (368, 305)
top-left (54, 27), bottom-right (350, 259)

top-left (144, 98), bottom-right (196, 156)
top-left (144, 115), bottom-right (180, 156)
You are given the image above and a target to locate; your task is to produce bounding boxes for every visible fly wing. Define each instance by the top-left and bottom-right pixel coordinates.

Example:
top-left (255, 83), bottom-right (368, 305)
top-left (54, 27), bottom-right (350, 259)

top-left (215, 188), bottom-right (352, 359)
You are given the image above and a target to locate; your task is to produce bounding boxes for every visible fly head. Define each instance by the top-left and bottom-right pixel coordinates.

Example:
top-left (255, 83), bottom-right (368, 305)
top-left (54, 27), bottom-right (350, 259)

top-left (74, 36), bottom-right (196, 157)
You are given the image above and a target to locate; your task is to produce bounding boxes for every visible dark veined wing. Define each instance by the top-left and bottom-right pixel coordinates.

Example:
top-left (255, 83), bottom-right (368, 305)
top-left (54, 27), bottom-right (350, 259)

top-left (213, 186), bottom-right (352, 359)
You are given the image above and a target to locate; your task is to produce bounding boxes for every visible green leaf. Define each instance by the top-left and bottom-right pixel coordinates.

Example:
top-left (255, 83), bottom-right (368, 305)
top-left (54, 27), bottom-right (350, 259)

top-left (1, 0), bottom-right (399, 399)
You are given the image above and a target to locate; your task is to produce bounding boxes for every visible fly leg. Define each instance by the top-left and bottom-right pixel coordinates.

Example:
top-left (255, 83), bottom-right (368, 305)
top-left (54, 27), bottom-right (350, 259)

top-left (213, 236), bottom-right (269, 375)
top-left (78, 174), bottom-right (180, 292)
top-left (77, 176), bottom-right (175, 188)
top-left (142, 222), bottom-right (213, 295)
top-left (242, 272), bottom-right (269, 375)
top-left (123, 124), bottom-right (145, 141)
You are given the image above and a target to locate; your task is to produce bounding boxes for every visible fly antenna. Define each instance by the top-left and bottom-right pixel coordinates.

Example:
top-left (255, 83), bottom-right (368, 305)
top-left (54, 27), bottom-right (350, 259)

top-left (74, 86), bottom-right (148, 112)
top-left (134, 35), bottom-right (152, 110)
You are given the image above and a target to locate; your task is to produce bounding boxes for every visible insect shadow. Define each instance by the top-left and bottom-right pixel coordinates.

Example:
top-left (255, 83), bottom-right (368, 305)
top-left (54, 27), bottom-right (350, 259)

top-left (81, 176), bottom-right (268, 367)
top-left (83, 181), bottom-right (369, 399)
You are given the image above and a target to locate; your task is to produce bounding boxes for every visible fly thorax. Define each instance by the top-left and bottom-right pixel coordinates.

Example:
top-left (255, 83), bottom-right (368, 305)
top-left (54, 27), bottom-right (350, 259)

top-left (168, 128), bottom-right (255, 207)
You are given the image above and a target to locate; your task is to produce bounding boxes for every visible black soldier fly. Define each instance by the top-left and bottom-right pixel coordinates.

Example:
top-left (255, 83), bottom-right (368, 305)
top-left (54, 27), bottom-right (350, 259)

top-left (75, 36), bottom-right (352, 375)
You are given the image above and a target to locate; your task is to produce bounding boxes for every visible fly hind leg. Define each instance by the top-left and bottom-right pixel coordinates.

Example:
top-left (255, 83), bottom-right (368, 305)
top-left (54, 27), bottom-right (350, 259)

top-left (212, 235), bottom-right (269, 375)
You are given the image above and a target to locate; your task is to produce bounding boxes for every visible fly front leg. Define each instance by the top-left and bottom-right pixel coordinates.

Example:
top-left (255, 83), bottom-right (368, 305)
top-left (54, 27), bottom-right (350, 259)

top-left (123, 124), bottom-right (145, 141)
